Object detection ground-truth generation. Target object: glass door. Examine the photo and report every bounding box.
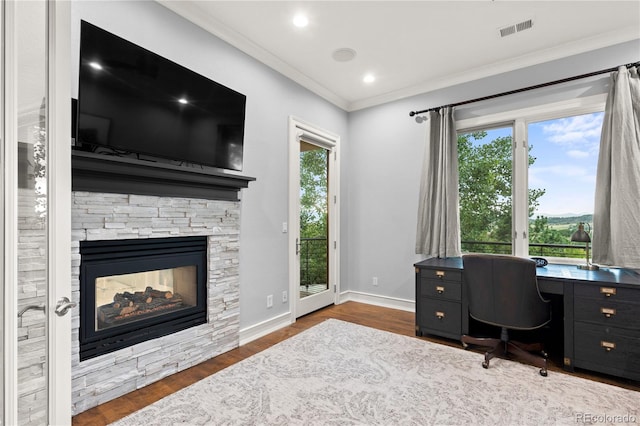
[3,1,72,424]
[15,2,50,424]
[288,117,339,319]
[298,141,330,303]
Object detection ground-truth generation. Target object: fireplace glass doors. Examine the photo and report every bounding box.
[79,236,207,360]
[95,265,197,331]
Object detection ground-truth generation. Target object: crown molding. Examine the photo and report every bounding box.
[156,0,350,111]
[157,1,638,113]
[348,26,640,112]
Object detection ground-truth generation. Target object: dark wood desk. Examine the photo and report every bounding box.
[414,257,640,381]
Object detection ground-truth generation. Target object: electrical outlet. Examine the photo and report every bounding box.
[282,290,288,303]
[267,294,273,308]
[372,277,378,286]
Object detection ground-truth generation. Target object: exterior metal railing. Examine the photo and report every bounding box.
[461,240,586,258]
[300,237,328,287]
[299,238,586,286]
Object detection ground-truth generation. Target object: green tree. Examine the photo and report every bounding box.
[299,148,328,285]
[529,215,567,244]
[300,148,328,238]
[458,132,545,250]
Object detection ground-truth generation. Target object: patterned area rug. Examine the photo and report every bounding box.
[112,319,639,425]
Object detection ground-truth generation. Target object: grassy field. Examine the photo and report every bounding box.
[548,222,574,231]
[544,214,593,226]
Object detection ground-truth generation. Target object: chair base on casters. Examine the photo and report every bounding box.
[461,328,548,377]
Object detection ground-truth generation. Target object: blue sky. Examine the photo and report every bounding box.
[484,112,603,217]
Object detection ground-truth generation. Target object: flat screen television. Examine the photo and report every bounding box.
[76,21,246,171]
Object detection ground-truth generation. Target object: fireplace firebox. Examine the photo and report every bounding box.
[79,236,207,360]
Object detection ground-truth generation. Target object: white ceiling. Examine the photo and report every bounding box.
[158,1,640,112]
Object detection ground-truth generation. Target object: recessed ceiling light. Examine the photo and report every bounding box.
[178,98,188,104]
[293,14,309,28]
[332,48,357,62]
[89,61,102,70]
[363,74,375,84]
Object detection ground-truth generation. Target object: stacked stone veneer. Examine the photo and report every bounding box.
[18,189,48,426]
[71,191,241,414]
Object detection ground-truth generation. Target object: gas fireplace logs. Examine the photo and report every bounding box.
[98,286,184,326]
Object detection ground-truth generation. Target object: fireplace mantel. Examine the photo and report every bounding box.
[72,150,255,201]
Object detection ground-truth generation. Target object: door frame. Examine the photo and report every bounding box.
[2,1,19,421]
[287,116,340,321]
[2,1,71,424]
[48,1,72,423]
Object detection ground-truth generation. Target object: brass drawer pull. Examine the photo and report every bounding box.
[436,286,445,294]
[600,341,616,351]
[436,270,445,279]
[600,307,616,318]
[435,311,445,320]
[600,287,616,297]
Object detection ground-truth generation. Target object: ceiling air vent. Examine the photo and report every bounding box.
[500,25,516,37]
[499,19,534,38]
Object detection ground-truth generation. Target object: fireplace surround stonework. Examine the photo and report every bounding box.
[71,191,242,414]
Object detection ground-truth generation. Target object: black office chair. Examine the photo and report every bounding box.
[461,254,551,376]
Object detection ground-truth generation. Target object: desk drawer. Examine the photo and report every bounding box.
[574,297,640,330]
[574,284,640,303]
[574,322,640,377]
[420,278,462,301]
[420,268,462,283]
[418,299,461,338]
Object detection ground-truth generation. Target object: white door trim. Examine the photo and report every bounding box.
[3,1,20,423]
[48,1,72,424]
[2,1,71,424]
[288,116,340,321]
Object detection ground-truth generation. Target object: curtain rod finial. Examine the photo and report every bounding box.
[409,111,416,117]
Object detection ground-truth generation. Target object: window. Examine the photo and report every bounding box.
[528,112,603,259]
[458,126,514,255]
[457,95,605,262]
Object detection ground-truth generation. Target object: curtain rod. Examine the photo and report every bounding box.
[408,61,640,117]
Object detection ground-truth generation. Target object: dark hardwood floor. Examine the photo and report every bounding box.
[72,301,639,425]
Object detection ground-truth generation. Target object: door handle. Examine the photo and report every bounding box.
[18,304,45,317]
[296,238,301,255]
[54,297,77,317]
[17,304,46,327]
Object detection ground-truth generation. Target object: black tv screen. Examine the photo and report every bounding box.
[76,21,246,171]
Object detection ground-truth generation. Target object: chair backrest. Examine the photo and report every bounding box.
[462,254,550,330]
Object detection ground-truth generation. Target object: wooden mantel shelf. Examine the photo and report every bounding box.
[72,151,255,202]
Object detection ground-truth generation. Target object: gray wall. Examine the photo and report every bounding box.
[70,1,349,330]
[70,0,639,331]
[345,39,640,303]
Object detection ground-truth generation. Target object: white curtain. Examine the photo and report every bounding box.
[592,65,640,268]
[415,107,461,258]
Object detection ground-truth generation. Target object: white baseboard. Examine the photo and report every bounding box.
[239,292,415,346]
[339,290,415,312]
[239,311,293,346]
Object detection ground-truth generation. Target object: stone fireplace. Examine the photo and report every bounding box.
[78,236,208,361]
[70,151,254,414]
